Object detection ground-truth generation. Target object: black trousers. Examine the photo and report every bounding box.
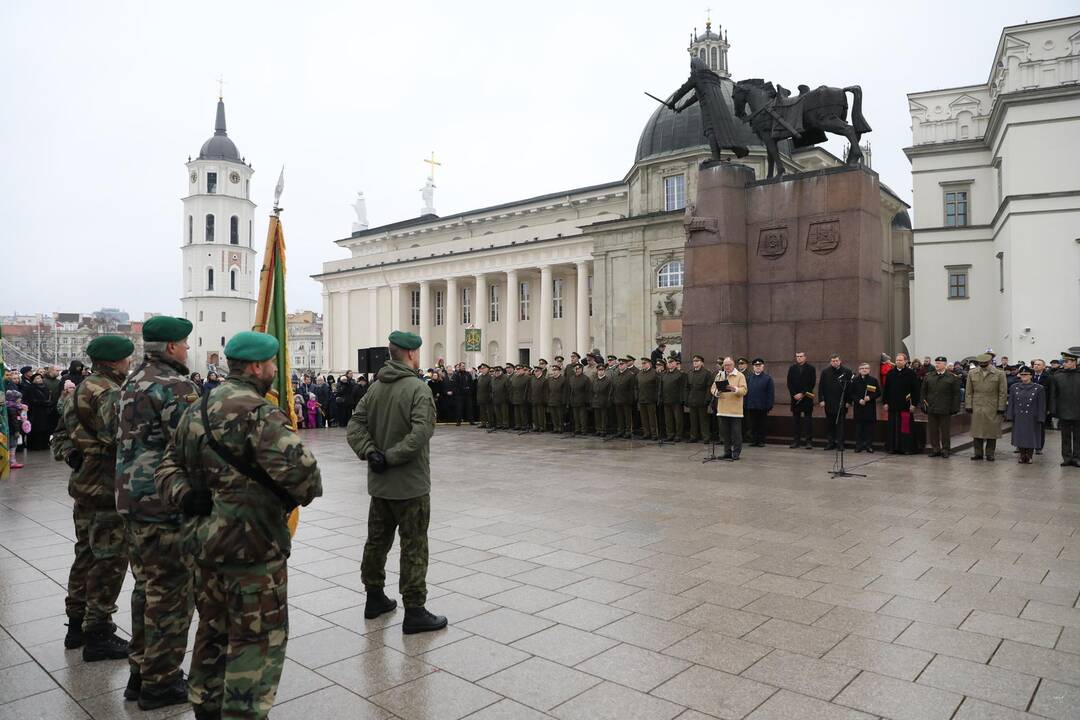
[825,406,847,447]
[1060,419,1079,462]
[453,395,474,424]
[746,409,768,444]
[855,419,874,449]
[792,407,813,446]
[886,409,915,453]
[719,416,742,457]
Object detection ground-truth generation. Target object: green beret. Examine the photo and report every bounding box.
[86,335,134,361]
[143,316,193,342]
[224,331,280,362]
[388,330,422,350]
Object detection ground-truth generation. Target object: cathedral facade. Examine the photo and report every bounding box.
[316,24,913,372]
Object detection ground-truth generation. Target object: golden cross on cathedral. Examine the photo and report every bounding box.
[705,7,712,31]
[424,151,442,182]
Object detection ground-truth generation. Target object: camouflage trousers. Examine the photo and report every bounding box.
[66,502,128,630]
[361,495,430,608]
[126,519,194,688]
[189,560,288,720]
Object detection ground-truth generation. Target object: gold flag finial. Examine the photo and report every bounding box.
[424,150,442,183]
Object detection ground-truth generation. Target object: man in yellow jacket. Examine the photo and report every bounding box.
[711,356,748,460]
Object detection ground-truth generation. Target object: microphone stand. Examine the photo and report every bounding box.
[829,372,865,478]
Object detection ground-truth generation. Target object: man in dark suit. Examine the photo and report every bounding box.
[818,354,853,451]
[786,351,816,449]
[883,353,920,454]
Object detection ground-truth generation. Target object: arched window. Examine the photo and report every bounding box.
[230,268,237,291]
[206,268,214,291]
[230,216,239,245]
[657,260,684,288]
[205,214,215,242]
[248,220,252,247]
[188,215,193,244]
[711,46,719,70]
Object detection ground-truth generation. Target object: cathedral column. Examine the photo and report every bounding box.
[505,269,519,366]
[446,277,459,364]
[366,287,379,348]
[419,280,432,369]
[474,273,487,366]
[538,265,553,362]
[390,284,402,332]
[575,260,590,355]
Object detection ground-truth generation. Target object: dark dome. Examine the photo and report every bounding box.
[891,209,912,229]
[197,99,241,162]
[635,77,761,163]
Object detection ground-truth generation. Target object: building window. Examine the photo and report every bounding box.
[462,287,471,325]
[657,260,684,288]
[587,275,593,317]
[220,336,225,347]
[206,268,214,291]
[221,311,226,322]
[519,281,530,321]
[435,290,444,326]
[310,341,315,350]
[207,172,217,194]
[230,269,237,291]
[188,215,193,244]
[198,337,202,347]
[410,289,420,326]
[996,251,1004,293]
[249,220,253,247]
[664,174,686,211]
[944,189,968,227]
[205,214,215,242]
[230,216,239,245]
[199,310,204,321]
[245,179,250,199]
[553,278,564,319]
[489,285,500,323]
[946,267,969,299]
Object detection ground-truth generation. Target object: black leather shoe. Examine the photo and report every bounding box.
[928,451,941,457]
[986,455,995,462]
[138,675,188,710]
[402,607,448,635]
[364,587,398,619]
[64,616,85,649]
[124,670,141,701]
[971,455,983,461]
[867,447,875,453]
[193,705,221,720]
[82,625,129,662]
[789,442,800,449]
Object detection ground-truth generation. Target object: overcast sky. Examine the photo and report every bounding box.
[2,0,1074,318]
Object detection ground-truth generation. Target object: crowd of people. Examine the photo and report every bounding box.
[4,360,90,467]
[409,342,1078,466]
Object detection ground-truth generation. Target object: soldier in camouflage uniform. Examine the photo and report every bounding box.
[348,331,447,634]
[115,316,199,709]
[51,335,133,661]
[156,331,322,720]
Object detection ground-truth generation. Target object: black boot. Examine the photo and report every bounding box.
[193,705,221,720]
[123,669,141,701]
[82,624,129,662]
[138,674,188,710]
[364,587,398,619]
[64,615,85,649]
[402,607,447,635]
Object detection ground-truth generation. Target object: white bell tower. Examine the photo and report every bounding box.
[688,14,730,78]
[181,95,258,375]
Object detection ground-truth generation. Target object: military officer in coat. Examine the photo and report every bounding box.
[920,356,962,458]
[1006,367,1046,464]
[685,355,714,443]
[1050,351,1080,467]
[965,353,1008,461]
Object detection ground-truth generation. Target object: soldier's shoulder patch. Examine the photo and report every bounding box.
[184,393,199,403]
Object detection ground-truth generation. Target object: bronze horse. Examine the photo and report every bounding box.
[731,78,871,179]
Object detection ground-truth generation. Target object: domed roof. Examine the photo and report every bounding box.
[635,77,761,163]
[197,99,241,162]
[891,209,912,229]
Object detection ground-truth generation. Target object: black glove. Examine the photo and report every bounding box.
[367,450,388,474]
[181,489,213,517]
[65,450,83,471]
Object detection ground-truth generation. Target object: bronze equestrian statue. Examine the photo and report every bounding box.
[732,78,871,179]
[664,57,750,161]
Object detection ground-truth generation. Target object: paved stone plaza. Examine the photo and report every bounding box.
[1,427,1079,720]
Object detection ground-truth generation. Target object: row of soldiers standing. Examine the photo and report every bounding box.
[474,353,719,442]
[51,317,322,720]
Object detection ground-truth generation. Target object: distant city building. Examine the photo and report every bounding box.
[287,311,324,374]
[905,15,1080,361]
[1,312,147,368]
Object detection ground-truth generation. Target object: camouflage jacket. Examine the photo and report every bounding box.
[51,366,126,508]
[155,373,322,566]
[115,353,200,523]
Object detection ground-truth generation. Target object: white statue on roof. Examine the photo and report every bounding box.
[351,191,369,232]
[420,178,436,216]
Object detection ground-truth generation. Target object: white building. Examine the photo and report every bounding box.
[181,97,258,375]
[906,15,1080,362]
[316,20,912,372]
[287,311,324,375]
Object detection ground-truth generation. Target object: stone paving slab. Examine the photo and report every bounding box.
[1,426,1079,719]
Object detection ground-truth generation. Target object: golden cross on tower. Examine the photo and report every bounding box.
[424,151,441,182]
[705,8,712,32]
[217,73,226,100]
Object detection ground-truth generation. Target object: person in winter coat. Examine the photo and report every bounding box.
[818,355,854,451]
[850,364,880,452]
[23,373,53,451]
[711,357,748,460]
[965,353,1008,461]
[883,353,920,455]
[743,359,774,447]
[786,352,816,449]
[1049,351,1080,467]
[1007,367,1046,464]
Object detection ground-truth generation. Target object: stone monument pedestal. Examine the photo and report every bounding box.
[683,163,884,397]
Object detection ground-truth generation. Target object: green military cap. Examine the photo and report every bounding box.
[625,355,636,361]
[975,353,992,363]
[142,315,193,342]
[606,354,617,361]
[388,330,422,350]
[86,335,134,361]
[224,331,280,362]
[736,356,749,364]
[478,362,489,369]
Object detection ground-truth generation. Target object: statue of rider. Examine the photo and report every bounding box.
[668,57,749,161]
